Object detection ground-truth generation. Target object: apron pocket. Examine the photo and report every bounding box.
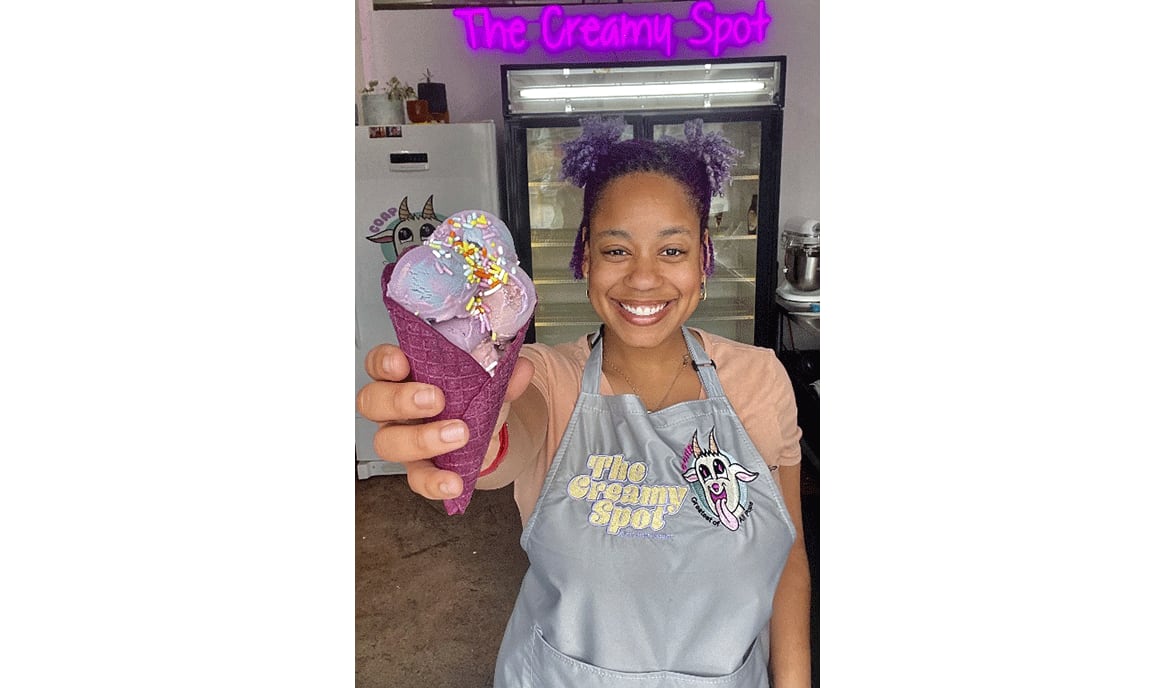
[527,626,768,688]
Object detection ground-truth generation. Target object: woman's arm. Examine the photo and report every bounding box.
[769,462,812,688]
[475,372,548,490]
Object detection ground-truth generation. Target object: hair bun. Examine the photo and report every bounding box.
[559,115,627,188]
[682,119,740,198]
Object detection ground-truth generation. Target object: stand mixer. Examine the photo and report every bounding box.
[776,217,820,313]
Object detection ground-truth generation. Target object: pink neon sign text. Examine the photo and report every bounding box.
[452,0,771,58]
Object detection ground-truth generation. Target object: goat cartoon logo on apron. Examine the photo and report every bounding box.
[681,429,758,531]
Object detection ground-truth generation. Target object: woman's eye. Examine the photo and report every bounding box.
[663,248,686,257]
[604,248,628,257]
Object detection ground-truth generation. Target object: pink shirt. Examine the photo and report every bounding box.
[514,329,802,525]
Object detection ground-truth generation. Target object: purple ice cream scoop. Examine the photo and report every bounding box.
[432,316,486,353]
[480,274,537,342]
[440,209,517,263]
[385,245,476,322]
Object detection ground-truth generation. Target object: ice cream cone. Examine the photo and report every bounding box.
[382,263,529,515]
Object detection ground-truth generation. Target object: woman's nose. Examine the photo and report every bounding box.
[626,254,661,289]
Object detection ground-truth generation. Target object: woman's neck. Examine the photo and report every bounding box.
[599,327,689,370]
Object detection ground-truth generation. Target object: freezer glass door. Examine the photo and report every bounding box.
[527,123,634,346]
[653,120,762,344]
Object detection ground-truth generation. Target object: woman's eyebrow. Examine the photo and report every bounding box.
[596,227,690,239]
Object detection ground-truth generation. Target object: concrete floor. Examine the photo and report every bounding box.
[355,475,528,688]
[356,467,819,687]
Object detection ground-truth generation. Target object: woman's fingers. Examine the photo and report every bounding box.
[356,380,445,423]
[404,460,465,500]
[372,418,469,463]
[364,343,411,382]
[360,342,470,501]
[376,419,470,500]
[358,343,446,423]
[360,342,523,501]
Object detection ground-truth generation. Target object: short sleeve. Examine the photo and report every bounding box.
[715,340,802,470]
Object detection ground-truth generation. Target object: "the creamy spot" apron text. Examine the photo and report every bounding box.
[566,454,689,535]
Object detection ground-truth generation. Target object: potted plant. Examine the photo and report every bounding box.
[360,77,415,126]
[416,68,448,122]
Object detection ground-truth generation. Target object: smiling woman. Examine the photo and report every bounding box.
[356,115,811,686]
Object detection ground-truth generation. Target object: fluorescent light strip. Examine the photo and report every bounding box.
[519,80,765,100]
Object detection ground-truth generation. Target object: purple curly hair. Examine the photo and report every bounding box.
[561,116,740,279]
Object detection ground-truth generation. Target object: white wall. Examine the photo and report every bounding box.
[356,0,818,235]
[355,6,365,124]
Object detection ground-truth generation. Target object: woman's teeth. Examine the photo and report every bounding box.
[621,302,668,316]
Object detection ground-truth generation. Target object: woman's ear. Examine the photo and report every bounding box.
[700,227,712,273]
[579,225,591,279]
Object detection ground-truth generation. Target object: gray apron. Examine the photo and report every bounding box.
[494,328,796,687]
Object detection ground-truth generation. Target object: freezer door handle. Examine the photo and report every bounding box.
[387,152,429,171]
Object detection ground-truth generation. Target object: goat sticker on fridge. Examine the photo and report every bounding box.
[365,195,447,264]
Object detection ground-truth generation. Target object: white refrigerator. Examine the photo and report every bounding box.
[355,122,501,479]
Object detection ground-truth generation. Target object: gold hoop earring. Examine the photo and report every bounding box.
[700,281,708,301]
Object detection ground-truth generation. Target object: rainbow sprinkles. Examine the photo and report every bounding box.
[385,209,536,375]
[427,213,515,333]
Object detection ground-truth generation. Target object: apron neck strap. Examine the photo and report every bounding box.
[585,327,724,399]
[584,328,605,392]
[683,328,724,398]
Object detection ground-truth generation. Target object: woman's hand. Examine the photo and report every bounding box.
[356,343,534,501]
[357,344,468,500]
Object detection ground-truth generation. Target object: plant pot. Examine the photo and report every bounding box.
[417,82,448,118]
[406,99,431,123]
[361,94,406,125]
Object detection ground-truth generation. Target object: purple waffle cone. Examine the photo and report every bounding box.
[381,263,530,515]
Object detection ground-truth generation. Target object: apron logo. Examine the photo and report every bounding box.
[681,429,757,531]
[566,454,689,536]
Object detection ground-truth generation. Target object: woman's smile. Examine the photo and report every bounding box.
[614,299,674,324]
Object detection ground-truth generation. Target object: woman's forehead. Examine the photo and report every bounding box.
[599,170,691,197]
[594,172,699,218]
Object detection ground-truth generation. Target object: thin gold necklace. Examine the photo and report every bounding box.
[604,349,691,412]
